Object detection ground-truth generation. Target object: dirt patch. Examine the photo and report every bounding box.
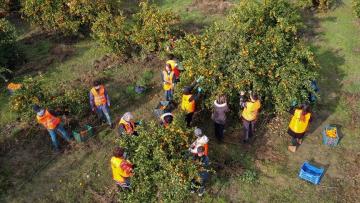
[342,92,360,126]
[187,0,233,15]
[50,44,75,62]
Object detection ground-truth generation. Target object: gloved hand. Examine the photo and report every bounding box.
[196,76,204,83]
[240,91,246,96]
[197,87,203,93]
[138,120,143,125]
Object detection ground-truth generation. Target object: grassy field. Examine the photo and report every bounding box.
[1,0,359,202]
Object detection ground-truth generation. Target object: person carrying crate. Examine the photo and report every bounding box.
[111,147,133,190]
[89,81,112,128]
[33,105,72,152]
[287,104,312,152]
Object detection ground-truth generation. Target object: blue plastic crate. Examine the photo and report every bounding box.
[299,162,325,185]
[322,125,339,147]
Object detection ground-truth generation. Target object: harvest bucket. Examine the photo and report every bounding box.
[72,125,93,142]
[322,125,339,147]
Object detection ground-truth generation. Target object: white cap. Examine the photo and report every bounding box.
[122,112,134,122]
[194,128,202,137]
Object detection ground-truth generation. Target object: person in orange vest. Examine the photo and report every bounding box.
[89,81,112,127]
[118,112,140,136]
[160,112,173,128]
[33,105,71,151]
[181,77,203,128]
[189,128,209,156]
[287,104,312,152]
[162,64,175,101]
[7,82,22,94]
[239,91,261,143]
[111,146,133,189]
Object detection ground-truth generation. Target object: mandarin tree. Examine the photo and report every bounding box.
[174,0,318,113]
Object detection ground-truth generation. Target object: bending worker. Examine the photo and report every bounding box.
[189,128,209,156]
[111,146,133,189]
[181,77,204,127]
[287,104,312,152]
[33,105,71,151]
[118,112,140,136]
[239,91,261,143]
[90,81,112,127]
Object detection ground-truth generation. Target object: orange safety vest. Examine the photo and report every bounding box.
[91,85,107,106]
[289,109,311,134]
[111,156,132,184]
[162,71,174,91]
[166,60,177,70]
[181,94,195,113]
[119,118,135,134]
[242,100,261,121]
[37,110,61,130]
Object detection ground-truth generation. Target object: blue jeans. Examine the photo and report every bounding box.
[164,90,173,101]
[48,124,71,150]
[96,105,112,125]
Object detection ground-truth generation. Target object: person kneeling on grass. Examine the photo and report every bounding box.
[189,128,209,156]
[118,112,141,136]
[33,105,72,152]
[287,104,312,153]
[191,146,209,197]
[111,147,133,190]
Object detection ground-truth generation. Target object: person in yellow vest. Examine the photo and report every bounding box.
[111,146,133,189]
[89,81,112,127]
[166,54,181,83]
[162,64,175,101]
[181,78,203,127]
[33,105,71,151]
[118,112,140,136]
[287,104,312,152]
[239,91,261,143]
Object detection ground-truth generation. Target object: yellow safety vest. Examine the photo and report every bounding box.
[289,109,311,134]
[242,100,261,121]
[162,71,174,91]
[166,60,177,71]
[181,94,195,113]
[111,156,132,183]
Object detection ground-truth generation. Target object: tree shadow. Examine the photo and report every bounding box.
[300,10,346,134]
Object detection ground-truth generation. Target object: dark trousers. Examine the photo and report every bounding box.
[185,112,194,127]
[214,122,225,141]
[242,119,256,141]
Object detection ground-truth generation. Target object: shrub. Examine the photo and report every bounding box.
[297,0,334,11]
[21,0,109,35]
[10,76,88,122]
[92,2,179,57]
[118,117,200,202]
[91,11,134,56]
[0,18,23,73]
[353,0,360,18]
[131,1,179,55]
[174,0,318,113]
